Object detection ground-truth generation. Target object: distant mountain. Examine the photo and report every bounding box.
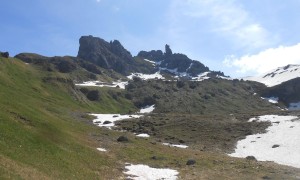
[245,65,300,110]
[77,35,227,80]
[244,64,300,87]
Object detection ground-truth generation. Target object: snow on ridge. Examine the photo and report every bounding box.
[230,115,300,168]
[244,64,300,87]
[124,163,179,180]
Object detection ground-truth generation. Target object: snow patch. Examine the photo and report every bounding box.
[261,97,279,104]
[191,72,210,81]
[162,143,188,149]
[75,80,128,89]
[136,133,150,138]
[127,72,165,80]
[124,164,179,180]
[144,59,156,65]
[90,114,142,129]
[139,105,155,114]
[97,148,107,152]
[229,115,300,168]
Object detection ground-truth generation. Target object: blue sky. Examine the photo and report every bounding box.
[1,0,300,77]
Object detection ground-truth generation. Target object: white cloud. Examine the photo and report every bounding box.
[224,43,300,75]
[96,0,101,3]
[168,0,274,51]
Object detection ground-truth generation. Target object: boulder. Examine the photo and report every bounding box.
[246,156,257,161]
[186,159,196,166]
[117,136,129,142]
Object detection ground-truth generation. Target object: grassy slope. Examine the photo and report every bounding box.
[0,57,299,179]
[0,57,134,179]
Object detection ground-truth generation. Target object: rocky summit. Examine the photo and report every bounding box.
[77,35,154,75]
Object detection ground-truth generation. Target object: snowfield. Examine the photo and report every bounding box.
[229,115,300,168]
[124,164,179,180]
[244,64,300,87]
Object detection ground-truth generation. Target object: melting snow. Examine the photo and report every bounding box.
[97,148,107,152]
[162,143,188,149]
[139,105,155,113]
[261,97,279,104]
[124,164,179,180]
[244,64,300,87]
[90,114,142,129]
[229,115,300,168]
[191,72,210,81]
[136,133,150,138]
[127,72,165,80]
[75,80,128,89]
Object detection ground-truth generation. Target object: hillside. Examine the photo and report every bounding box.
[1,36,300,179]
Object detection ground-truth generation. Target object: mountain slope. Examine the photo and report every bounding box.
[244,64,300,87]
[0,57,137,179]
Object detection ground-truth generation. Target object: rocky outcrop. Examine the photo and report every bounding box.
[260,77,300,105]
[137,44,225,77]
[77,35,154,75]
[0,51,9,58]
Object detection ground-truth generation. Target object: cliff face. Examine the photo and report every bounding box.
[77,35,154,75]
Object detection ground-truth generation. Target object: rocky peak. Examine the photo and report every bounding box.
[165,44,172,57]
[77,35,155,75]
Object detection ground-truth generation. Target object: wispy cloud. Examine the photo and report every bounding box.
[223,43,300,75]
[167,0,275,52]
[96,0,101,3]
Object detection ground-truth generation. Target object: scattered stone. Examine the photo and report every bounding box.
[262,176,272,179]
[113,115,119,118]
[103,121,112,124]
[186,159,196,166]
[246,156,257,161]
[272,144,280,148]
[179,140,185,143]
[117,136,129,142]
